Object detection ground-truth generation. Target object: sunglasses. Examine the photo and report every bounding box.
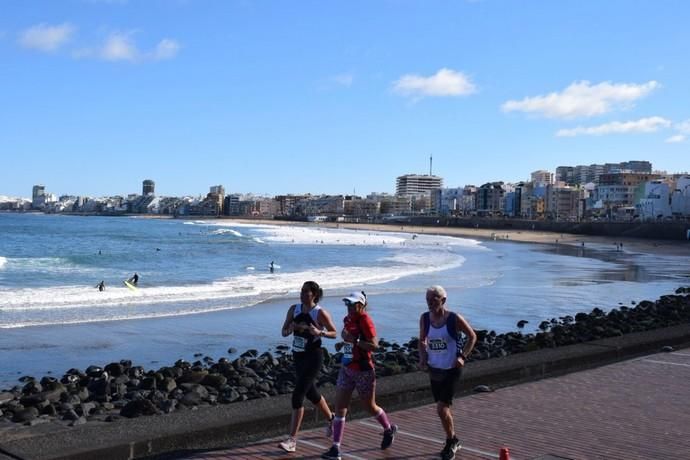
[344,291,367,307]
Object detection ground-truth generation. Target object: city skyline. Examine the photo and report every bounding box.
[2,1,690,198]
[1,159,671,202]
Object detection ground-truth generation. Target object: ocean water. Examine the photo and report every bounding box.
[0,213,688,388]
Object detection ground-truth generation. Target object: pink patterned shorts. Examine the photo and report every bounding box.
[337,366,376,397]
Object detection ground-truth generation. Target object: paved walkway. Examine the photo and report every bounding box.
[183,349,690,460]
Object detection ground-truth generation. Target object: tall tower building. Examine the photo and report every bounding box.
[208,185,225,215]
[32,185,45,200]
[556,166,575,184]
[210,185,225,197]
[530,170,553,186]
[142,180,155,196]
[395,174,443,197]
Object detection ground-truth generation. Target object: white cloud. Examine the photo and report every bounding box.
[393,68,477,99]
[73,33,179,62]
[665,134,686,143]
[556,116,671,137]
[674,119,690,134]
[502,80,660,119]
[152,38,180,60]
[101,33,138,61]
[331,73,354,87]
[19,23,75,52]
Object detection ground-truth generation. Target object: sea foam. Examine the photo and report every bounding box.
[0,220,480,328]
[0,247,465,328]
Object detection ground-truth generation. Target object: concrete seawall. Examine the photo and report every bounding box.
[403,217,690,240]
[2,324,690,460]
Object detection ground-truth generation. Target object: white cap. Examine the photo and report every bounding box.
[342,291,367,305]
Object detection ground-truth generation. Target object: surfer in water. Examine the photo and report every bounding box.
[128,273,139,286]
[96,281,105,291]
[270,261,275,273]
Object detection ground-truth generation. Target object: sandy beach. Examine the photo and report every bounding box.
[228,218,690,257]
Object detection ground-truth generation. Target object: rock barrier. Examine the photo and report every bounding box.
[1,287,689,427]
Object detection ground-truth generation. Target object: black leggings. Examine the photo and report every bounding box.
[292,349,323,409]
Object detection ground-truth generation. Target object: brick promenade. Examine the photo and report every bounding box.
[183,349,690,460]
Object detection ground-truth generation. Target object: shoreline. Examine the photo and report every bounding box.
[2,215,689,449]
[227,218,690,257]
[1,287,688,428]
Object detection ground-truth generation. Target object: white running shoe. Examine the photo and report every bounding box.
[279,436,297,453]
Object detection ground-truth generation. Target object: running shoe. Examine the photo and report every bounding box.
[381,424,398,449]
[325,414,334,438]
[278,436,297,453]
[440,436,461,460]
[321,445,342,460]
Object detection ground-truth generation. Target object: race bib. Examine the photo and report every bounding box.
[428,338,448,352]
[342,343,353,365]
[293,336,306,352]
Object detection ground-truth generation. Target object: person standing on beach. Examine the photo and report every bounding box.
[321,291,397,460]
[278,281,337,453]
[419,285,477,460]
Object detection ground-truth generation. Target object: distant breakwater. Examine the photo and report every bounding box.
[1,287,689,427]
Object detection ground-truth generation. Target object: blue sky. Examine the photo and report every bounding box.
[1,0,689,198]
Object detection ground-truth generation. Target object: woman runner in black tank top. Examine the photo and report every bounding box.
[278,281,337,454]
[292,304,323,353]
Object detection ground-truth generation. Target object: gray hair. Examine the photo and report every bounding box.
[427,285,447,299]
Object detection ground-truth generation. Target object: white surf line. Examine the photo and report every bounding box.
[669,352,690,357]
[299,439,369,460]
[641,359,690,369]
[357,420,501,459]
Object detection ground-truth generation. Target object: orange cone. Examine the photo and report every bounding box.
[499,447,510,460]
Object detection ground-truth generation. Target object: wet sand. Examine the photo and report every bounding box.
[228,218,690,257]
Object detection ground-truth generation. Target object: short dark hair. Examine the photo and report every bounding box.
[302,281,323,303]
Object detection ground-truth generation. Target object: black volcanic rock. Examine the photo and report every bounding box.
[0,288,689,427]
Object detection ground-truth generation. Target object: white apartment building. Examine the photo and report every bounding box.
[671,176,690,217]
[433,187,464,215]
[530,170,553,186]
[636,180,672,220]
[546,184,582,221]
[395,174,443,196]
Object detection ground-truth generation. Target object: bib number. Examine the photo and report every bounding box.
[429,338,448,352]
[342,343,353,365]
[293,336,306,352]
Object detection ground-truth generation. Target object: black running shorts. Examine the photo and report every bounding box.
[429,367,461,405]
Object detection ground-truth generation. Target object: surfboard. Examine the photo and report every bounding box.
[123,280,138,291]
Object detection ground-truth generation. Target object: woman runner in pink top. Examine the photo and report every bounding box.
[321,291,397,460]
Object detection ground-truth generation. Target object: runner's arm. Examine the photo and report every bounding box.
[313,309,338,339]
[281,305,296,337]
[456,313,477,361]
[355,316,378,351]
[418,314,428,370]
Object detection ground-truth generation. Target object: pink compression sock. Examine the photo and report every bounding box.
[333,415,346,444]
[374,408,391,430]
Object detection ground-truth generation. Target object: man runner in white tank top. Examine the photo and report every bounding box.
[419,285,477,460]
